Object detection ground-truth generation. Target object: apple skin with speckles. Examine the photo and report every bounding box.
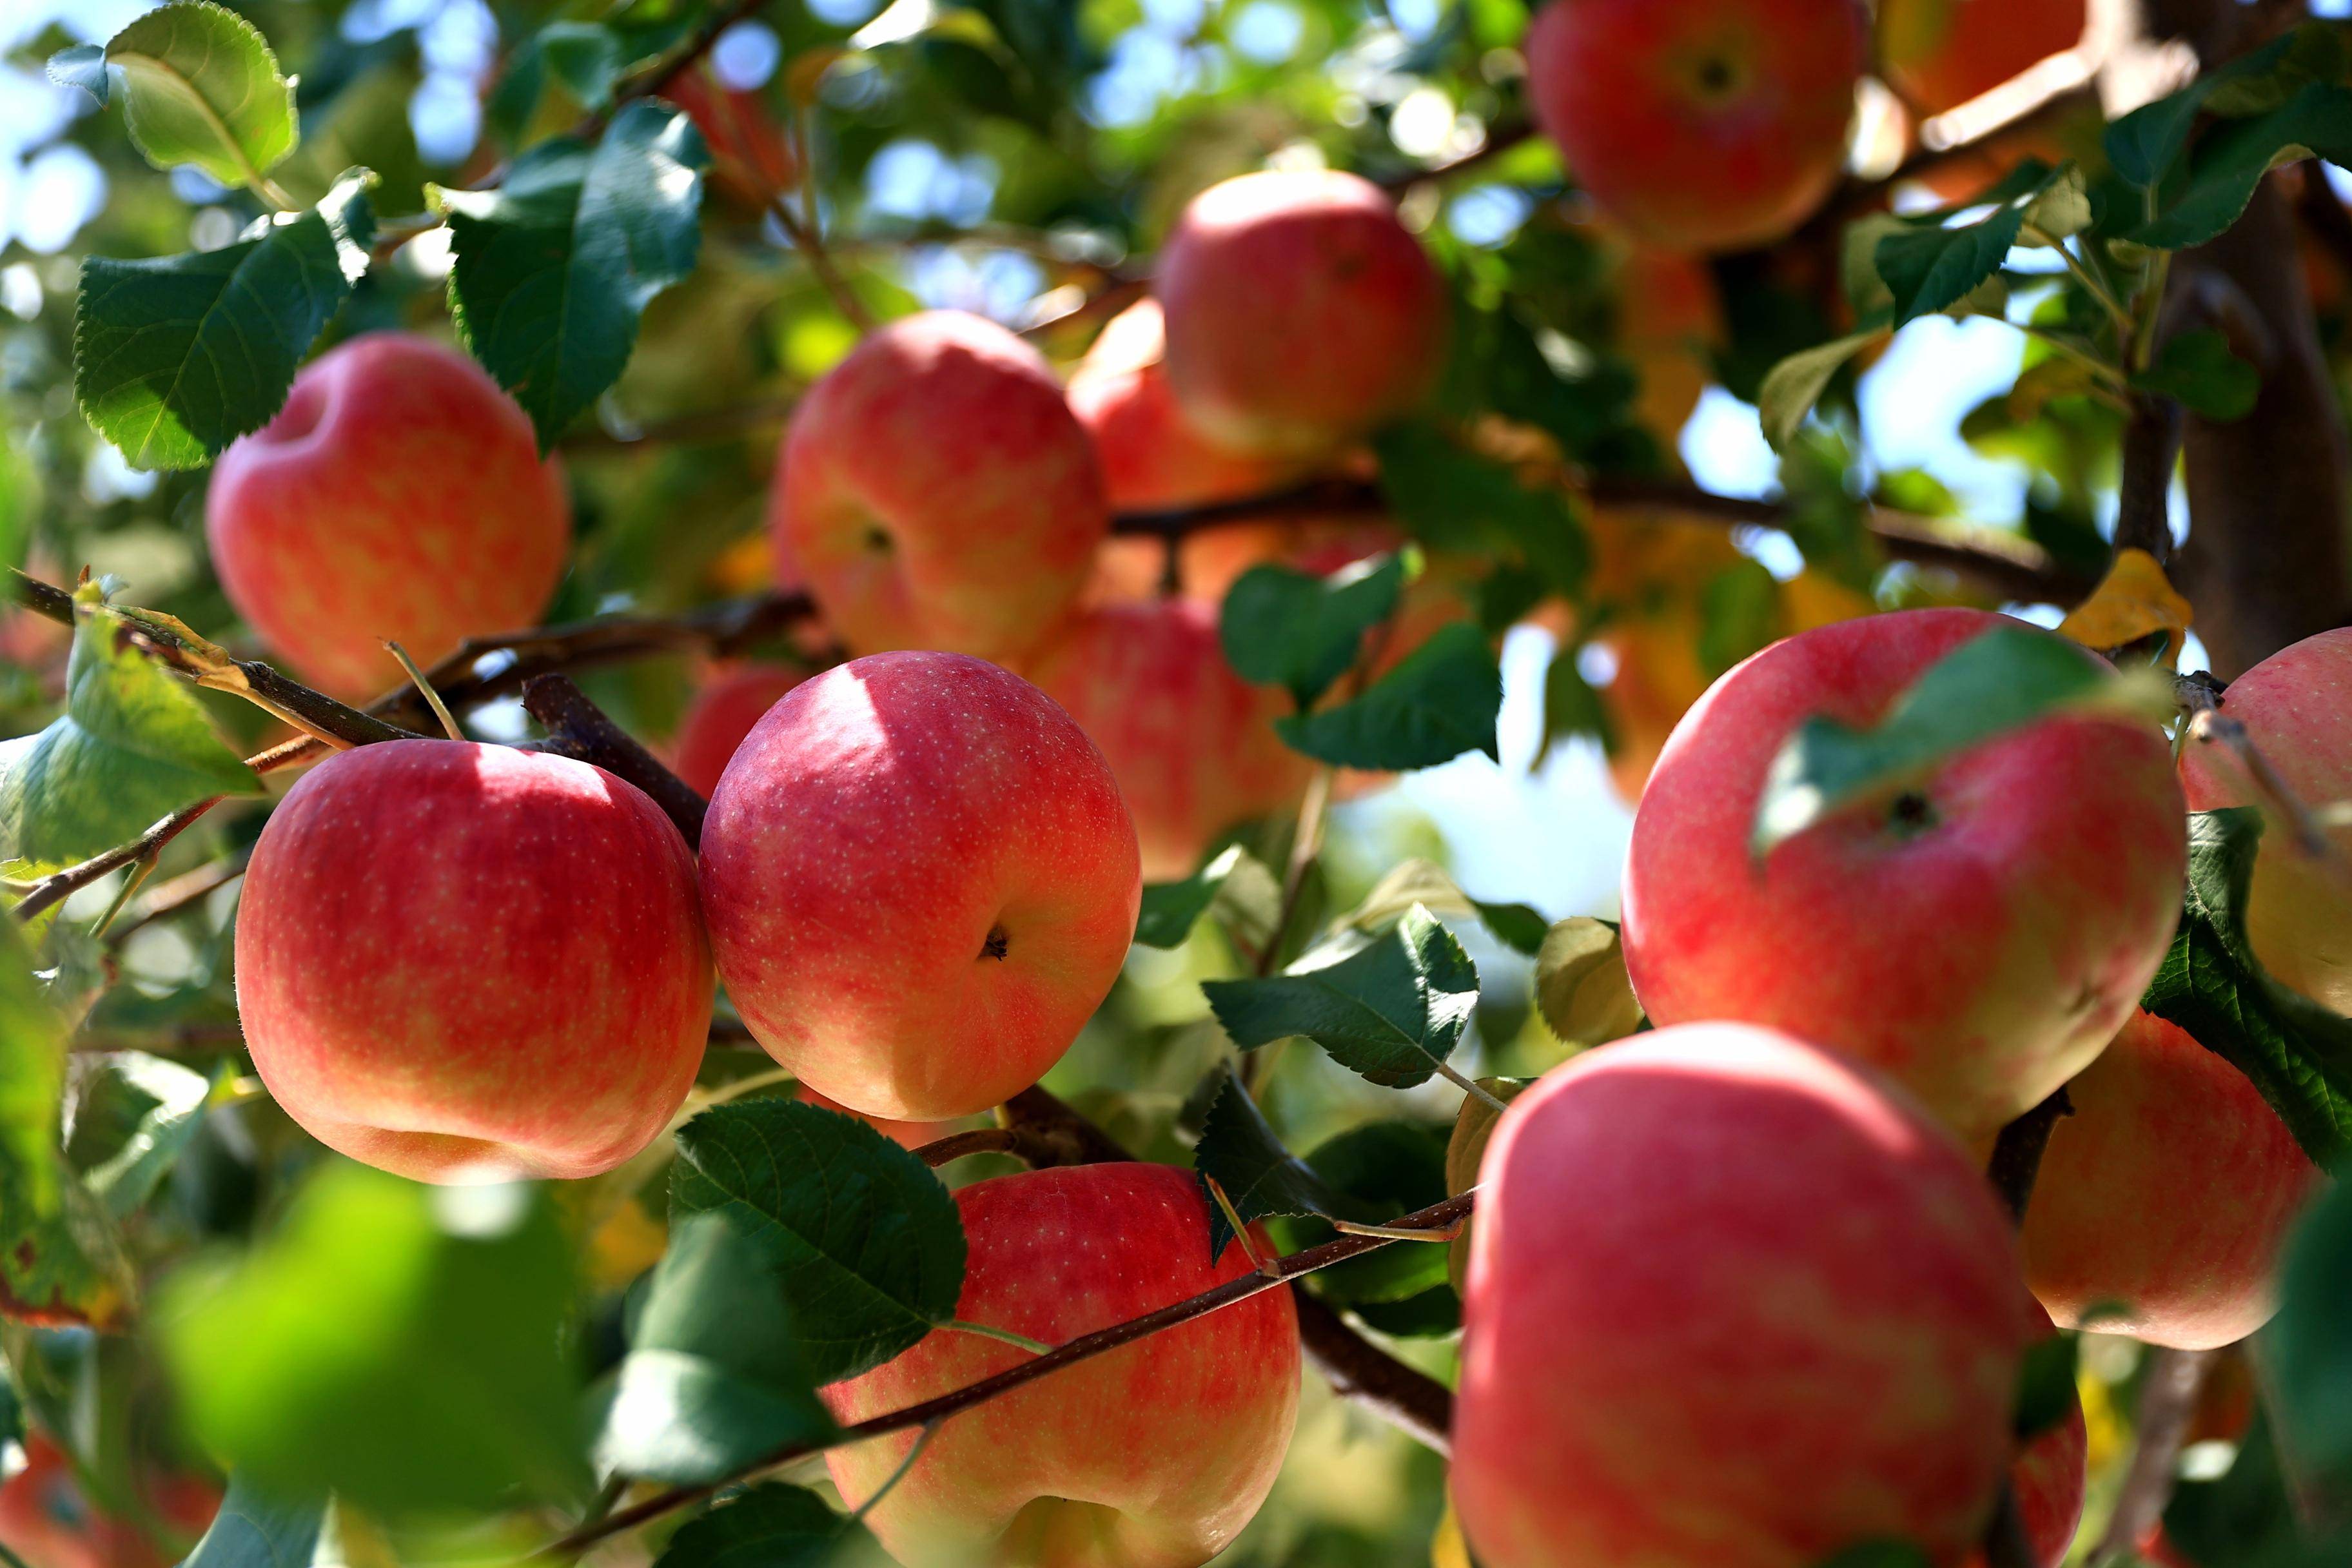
[206,333,571,699]
[1158,170,1448,459]
[825,1162,1299,1568]
[1454,1024,2039,1568]
[698,651,1141,1122]
[2178,627,2352,1014]
[235,740,712,1182]
[1023,596,1309,882]
[1622,607,2188,1142]
[2021,1010,2320,1350]
[770,311,1108,663]
[1524,0,1867,253]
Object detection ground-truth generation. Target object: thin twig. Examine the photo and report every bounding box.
[2093,1348,2219,1563]
[590,0,774,137]
[520,675,709,848]
[527,1190,1476,1560]
[1375,121,1536,193]
[769,197,876,334]
[15,801,224,925]
[2117,397,2186,564]
[909,1127,1031,1168]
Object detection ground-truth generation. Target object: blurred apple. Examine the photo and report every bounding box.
[672,663,805,799]
[1879,0,2086,115]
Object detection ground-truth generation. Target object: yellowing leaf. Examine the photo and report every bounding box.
[2057,547,2193,664]
[1432,1497,1473,1568]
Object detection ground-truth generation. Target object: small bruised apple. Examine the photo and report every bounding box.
[237,741,713,1182]
[1879,0,2087,116]
[1159,170,1448,458]
[1024,596,1311,881]
[1622,609,2187,1141]
[671,663,805,799]
[2021,1010,2320,1350]
[1454,1024,2037,1568]
[770,311,1108,662]
[2177,627,2352,1014]
[206,334,570,698]
[1525,0,1867,253]
[698,651,1140,1121]
[826,1163,1299,1568]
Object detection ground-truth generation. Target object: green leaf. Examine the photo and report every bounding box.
[177,1475,330,1568]
[2132,83,2352,250]
[159,1165,589,1516]
[2014,1331,2078,1440]
[1750,625,2171,856]
[669,1098,965,1385]
[2142,809,2352,1168]
[103,1,298,190]
[1759,327,1887,451]
[594,1210,835,1485]
[46,44,109,106]
[1271,1120,1453,1311]
[1134,843,1282,950]
[1333,858,1545,957]
[75,170,376,470]
[2269,1179,2352,1496]
[433,103,710,449]
[1204,905,1480,1092]
[0,585,260,874]
[2133,329,2260,421]
[1876,163,2063,327]
[488,22,625,146]
[1373,423,1589,598]
[63,1050,214,1218]
[654,1483,871,1568]
[1275,622,1503,770]
[1698,557,1781,679]
[1219,555,1404,712]
[1192,1066,1375,1262]
[2106,30,2308,188]
[1534,916,1644,1045]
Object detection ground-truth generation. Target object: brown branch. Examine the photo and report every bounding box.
[14,801,224,926]
[520,675,709,848]
[1293,1293,1453,1455]
[1377,121,1536,194]
[768,198,877,334]
[995,1086,1144,1169]
[2117,397,2185,564]
[910,1128,1032,1168]
[531,1190,1477,1560]
[104,854,248,948]
[2093,1347,2219,1561]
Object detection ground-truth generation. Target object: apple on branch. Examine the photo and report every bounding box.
[698,650,1141,1122]
[206,334,572,700]
[235,740,713,1182]
[1621,607,2188,1141]
[825,1162,1299,1568]
[1453,1023,2039,1568]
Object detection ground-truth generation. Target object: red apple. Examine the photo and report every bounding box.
[1879,0,2086,116]
[237,740,712,1181]
[2021,1010,2320,1350]
[1066,299,1296,512]
[826,1162,1298,1568]
[2177,627,2352,1015]
[1622,608,2187,1141]
[794,1084,957,1152]
[206,334,570,698]
[0,1435,220,1568]
[672,663,805,799]
[769,311,1108,662]
[1600,230,1723,445]
[1023,597,1311,882]
[1455,1023,2037,1568]
[1158,170,1448,458]
[1987,1309,2088,1568]
[1524,0,1867,253]
[698,651,1141,1121]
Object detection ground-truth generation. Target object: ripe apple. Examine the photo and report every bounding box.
[672,663,805,799]
[1454,1023,2037,1568]
[2176,627,2352,1014]
[237,740,712,1182]
[1621,607,2187,1141]
[1524,0,1867,253]
[1879,0,2087,116]
[826,1162,1298,1568]
[770,311,1108,662]
[660,63,796,209]
[1594,230,1723,446]
[1967,1307,2087,1568]
[2021,1010,2320,1350]
[1086,521,1294,607]
[1158,170,1448,458]
[1067,299,1297,512]
[1023,597,1312,881]
[698,651,1141,1121]
[794,1084,957,1151]
[206,333,571,698]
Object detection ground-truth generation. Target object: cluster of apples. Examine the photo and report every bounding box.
[1454,607,2334,1568]
[1526,0,2089,254]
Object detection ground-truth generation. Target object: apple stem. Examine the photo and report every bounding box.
[382,640,466,741]
[942,1319,1055,1358]
[1433,1059,1513,1117]
[1329,1216,1467,1244]
[520,676,710,848]
[1201,1175,1276,1277]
